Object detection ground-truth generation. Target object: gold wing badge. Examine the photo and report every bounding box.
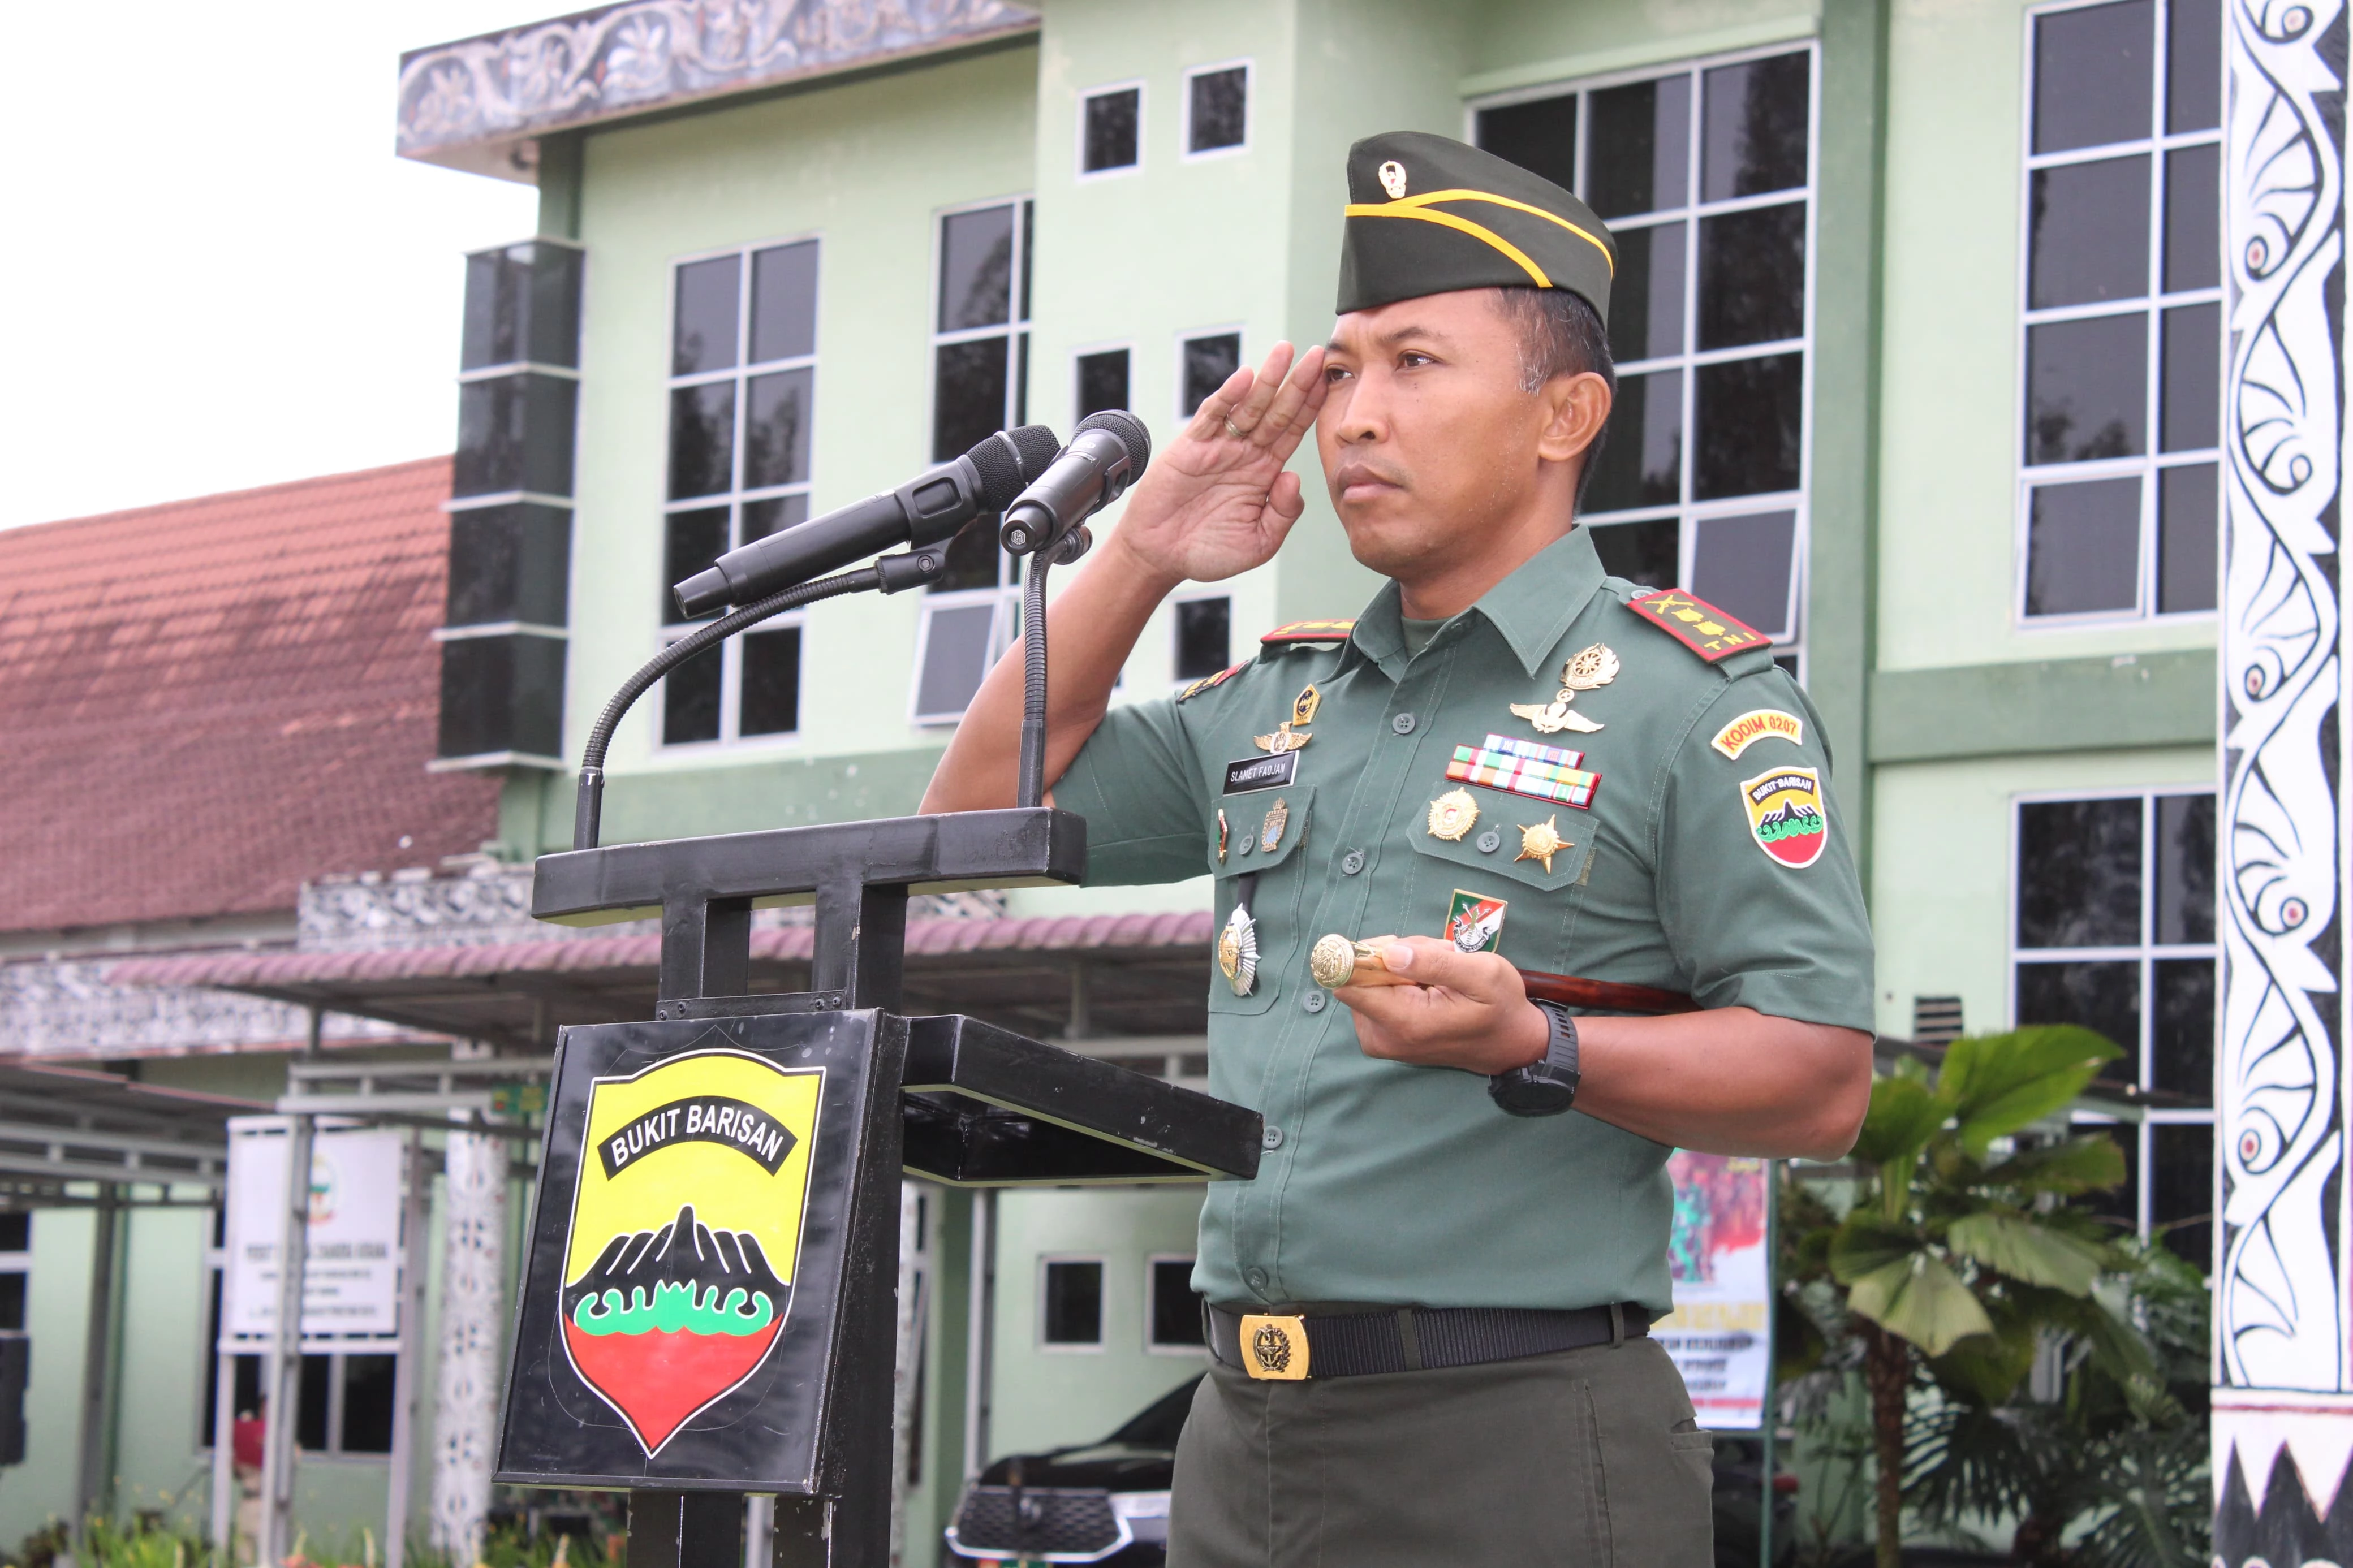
[1255,683,1322,755]
[1509,644,1620,735]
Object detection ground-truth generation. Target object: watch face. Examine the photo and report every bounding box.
[1493,1069,1577,1117]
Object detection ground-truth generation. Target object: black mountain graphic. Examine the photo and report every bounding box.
[563,1203,789,1324]
[1756,800,1822,830]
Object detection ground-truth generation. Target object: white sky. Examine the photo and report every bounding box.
[0,2,555,530]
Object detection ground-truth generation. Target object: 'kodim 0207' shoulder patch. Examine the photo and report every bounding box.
[1710,709,1804,759]
[1628,590,1767,662]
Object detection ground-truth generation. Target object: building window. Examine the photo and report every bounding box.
[915,201,1036,725]
[1474,48,1817,673]
[1148,1256,1205,1351]
[2012,789,2216,1264]
[296,1353,398,1456]
[660,237,819,746]
[2018,0,2221,621]
[1180,330,1242,418]
[1082,85,1143,175]
[1186,63,1251,156]
[1077,347,1132,418]
[1174,595,1231,682]
[1040,1257,1105,1347]
[0,1213,25,1333]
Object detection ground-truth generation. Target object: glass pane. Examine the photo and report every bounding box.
[1084,87,1141,172]
[2016,960,2143,1069]
[2167,0,2222,132]
[933,337,1010,463]
[2151,1122,2212,1264]
[297,1355,333,1451]
[1701,52,1811,201]
[2158,462,2218,612]
[1175,595,1232,680]
[1189,67,1249,153]
[749,241,818,365]
[0,1214,24,1250]
[1694,352,1804,499]
[2154,793,2216,943]
[1588,518,1679,588]
[1042,1260,1105,1344]
[2075,1119,2141,1227]
[340,1355,396,1454]
[1020,200,1035,323]
[664,507,731,621]
[2161,303,2220,451]
[2027,477,2141,615]
[2163,144,2220,291]
[2152,958,2215,1097]
[1016,330,1031,423]
[460,246,527,371]
[454,373,578,500]
[1697,201,1806,349]
[1584,369,1682,512]
[2018,797,2144,947]
[744,368,813,491]
[2027,313,2148,463]
[935,516,1006,592]
[1588,75,1692,217]
[915,600,1001,719]
[2029,157,2152,308]
[1606,222,1686,362]
[1077,348,1131,416]
[1183,332,1242,416]
[1475,92,1578,193]
[1691,509,1799,637]
[663,639,723,744]
[0,1273,22,1332]
[1150,1258,1205,1347]
[939,206,1015,332]
[741,626,802,736]
[2035,0,2156,153]
[667,383,735,501]
[673,254,741,376]
[743,493,809,544]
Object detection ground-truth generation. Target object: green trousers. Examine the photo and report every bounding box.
[1167,1335,1715,1566]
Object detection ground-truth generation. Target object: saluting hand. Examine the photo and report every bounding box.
[1109,342,1330,586]
[1334,938,1552,1076]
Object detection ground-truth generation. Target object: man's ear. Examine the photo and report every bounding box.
[1536,371,1612,466]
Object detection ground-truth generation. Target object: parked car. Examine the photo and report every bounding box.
[946,1377,1798,1566]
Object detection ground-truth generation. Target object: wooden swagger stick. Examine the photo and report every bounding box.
[1308,934,1700,1016]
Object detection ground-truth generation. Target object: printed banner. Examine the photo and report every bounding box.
[1658,1152,1773,1431]
[223,1121,407,1345]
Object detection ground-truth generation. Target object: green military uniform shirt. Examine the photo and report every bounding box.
[1053,527,1875,1316]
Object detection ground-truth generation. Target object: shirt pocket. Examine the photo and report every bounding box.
[1405,783,1595,969]
[1206,785,1316,1017]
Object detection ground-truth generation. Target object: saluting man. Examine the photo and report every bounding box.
[924,131,1874,1566]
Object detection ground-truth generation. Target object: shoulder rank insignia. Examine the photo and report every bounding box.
[1260,619,1355,647]
[1178,661,1248,702]
[1628,590,1768,662]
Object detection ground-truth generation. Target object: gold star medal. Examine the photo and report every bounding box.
[1509,643,1621,735]
[1217,902,1259,996]
[1515,816,1569,874]
[1426,787,1479,842]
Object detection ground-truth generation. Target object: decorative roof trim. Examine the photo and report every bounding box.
[398,0,1041,181]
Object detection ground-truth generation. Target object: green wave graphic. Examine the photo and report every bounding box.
[570,1279,777,1337]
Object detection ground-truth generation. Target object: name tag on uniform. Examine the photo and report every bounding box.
[1223,753,1297,794]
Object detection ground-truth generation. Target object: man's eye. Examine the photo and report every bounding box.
[1324,365,1353,383]
[1399,351,1434,368]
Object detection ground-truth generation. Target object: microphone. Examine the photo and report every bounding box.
[998,411,1152,555]
[674,425,1061,617]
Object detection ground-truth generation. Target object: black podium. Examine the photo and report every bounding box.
[495,806,1261,1567]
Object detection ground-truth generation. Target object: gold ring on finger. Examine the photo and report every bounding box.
[1225,418,1249,439]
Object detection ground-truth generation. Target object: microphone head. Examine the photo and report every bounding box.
[967,424,1063,510]
[1075,409,1152,473]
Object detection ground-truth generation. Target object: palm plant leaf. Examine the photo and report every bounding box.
[1848,1253,1996,1356]
[1947,1213,2110,1295]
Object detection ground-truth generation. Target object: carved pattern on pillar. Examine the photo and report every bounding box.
[430,1129,508,1562]
[2217,0,2353,1556]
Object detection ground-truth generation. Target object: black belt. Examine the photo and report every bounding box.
[1206,1302,1645,1381]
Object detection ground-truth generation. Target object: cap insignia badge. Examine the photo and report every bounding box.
[1217,902,1260,996]
[1216,808,1230,863]
[1261,797,1290,853]
[1515,816,1568,874]
[1426,787,1479,843]
[1509,643,1621,735]
[1378,159,1408,200]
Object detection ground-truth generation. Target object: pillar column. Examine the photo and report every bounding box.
[430,1128,507,1562]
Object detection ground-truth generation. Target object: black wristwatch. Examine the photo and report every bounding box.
[1489,1000,1581,1117]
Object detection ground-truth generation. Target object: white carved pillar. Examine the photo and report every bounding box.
[430,1128,507,1562]
[2213,0,2353,1556]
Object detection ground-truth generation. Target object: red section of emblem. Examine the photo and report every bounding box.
[1761,822,1825,867]
[563,1316,782,1453]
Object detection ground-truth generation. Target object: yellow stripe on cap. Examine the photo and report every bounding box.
[1344,202,1550,288]
[1344,188,1617,279]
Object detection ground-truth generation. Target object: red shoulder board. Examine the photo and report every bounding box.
[1260,619,1356,646]
[1177,662,1248,702]
[1627,590,1769,662]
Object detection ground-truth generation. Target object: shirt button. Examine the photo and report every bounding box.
[1247,1268,1269,1290]
[1392,712,1417,735]
[1477,830,1501,854]
[1262,1124,1285,1150]
[1342,849,1365,875]
[1302,989,1328,1013]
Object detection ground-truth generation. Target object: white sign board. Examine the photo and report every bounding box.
[224,1119,407,1345]
[1657,1151,1774,1431]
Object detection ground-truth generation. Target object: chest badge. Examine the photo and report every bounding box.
[1515,816,1569,874]
[1426,787,1480,842]
[1260,796,1290,853]
[1445,890,1508,953]
[1217,902,1260,996]
[1216,808,1230,863]
[1254,684,1321,755]
[1509,643,1621,735]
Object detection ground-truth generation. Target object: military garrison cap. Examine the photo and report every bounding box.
[1337,131,1616,319]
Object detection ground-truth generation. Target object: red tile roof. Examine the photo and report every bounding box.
[0,459,503,933]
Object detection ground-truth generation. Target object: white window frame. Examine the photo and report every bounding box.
[1145,1252,1208,1355]
[2012,0,2224,628]
[1182,59,1253,161]
[1169,588,1235,688]
[908,590,1017,728]
[1175,325,1247,422]
[658,233,821,751]
[1079,80,1147,180]
[1465,42,1821,677]
[1037,1253,1109,1353]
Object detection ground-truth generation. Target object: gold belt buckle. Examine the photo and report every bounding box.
[1237,1313,1311,1380]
